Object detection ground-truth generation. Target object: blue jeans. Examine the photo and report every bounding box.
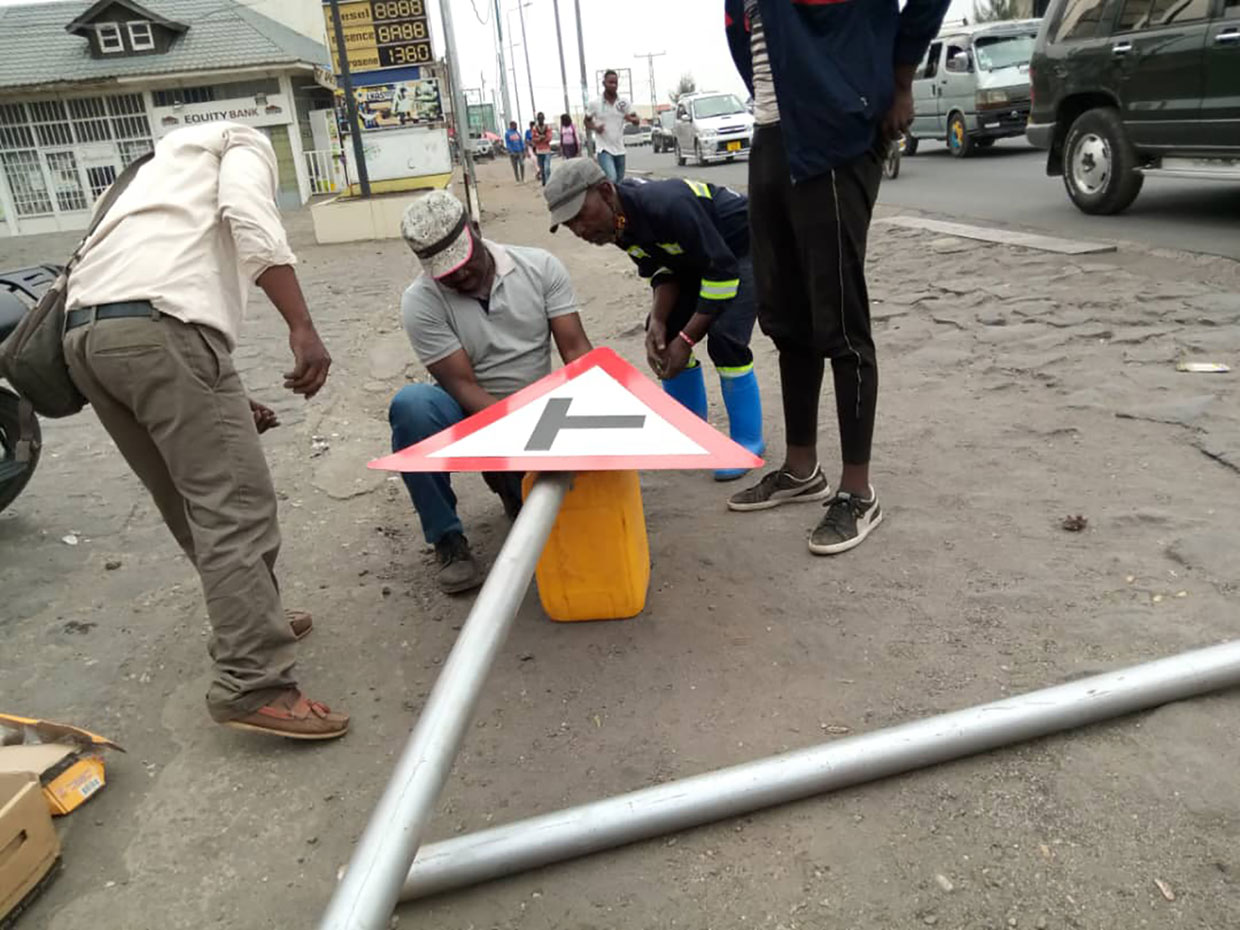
[537,153,553,186]
[598,150,626,182]
[389,384,466,544]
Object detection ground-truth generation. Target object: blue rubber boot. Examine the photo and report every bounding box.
[662,360,708,420]
[714,365,765,481]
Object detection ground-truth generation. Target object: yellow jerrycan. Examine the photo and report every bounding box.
[522,470,650,621]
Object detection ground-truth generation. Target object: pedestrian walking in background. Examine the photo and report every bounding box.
[722,0,950,555]
[62,122,348,739]
[559,113,580,159]
[504,120,526,182]
[586,69,639,182]
[531,112,555,186]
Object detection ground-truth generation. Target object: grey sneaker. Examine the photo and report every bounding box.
[434,532,483,594]
[727,465,831,512]
[808,488,882,555]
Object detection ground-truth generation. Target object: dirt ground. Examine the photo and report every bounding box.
[3,158,1240,930]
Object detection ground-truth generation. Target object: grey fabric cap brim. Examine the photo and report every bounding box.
[548,189,587,233]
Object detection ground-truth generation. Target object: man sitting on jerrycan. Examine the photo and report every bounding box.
[544,158,764,481]
[389,190,593,594]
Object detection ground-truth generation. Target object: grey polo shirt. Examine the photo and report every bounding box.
[401,241,581,398]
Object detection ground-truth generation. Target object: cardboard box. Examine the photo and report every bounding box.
[0,772,60,927]
[0,715,121,817]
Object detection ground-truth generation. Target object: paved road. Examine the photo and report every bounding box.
[625,139,1240,261]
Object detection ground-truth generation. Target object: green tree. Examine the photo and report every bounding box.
[972,0,1031,21]
[668,73,697,104]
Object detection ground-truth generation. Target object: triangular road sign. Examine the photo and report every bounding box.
[369,347,764,473]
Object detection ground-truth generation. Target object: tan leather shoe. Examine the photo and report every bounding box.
[286,609,313,640]
[222,690,349,740]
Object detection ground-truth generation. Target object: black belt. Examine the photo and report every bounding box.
[66,301,158,331]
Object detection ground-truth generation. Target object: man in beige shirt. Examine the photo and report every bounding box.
[64,121,348,740]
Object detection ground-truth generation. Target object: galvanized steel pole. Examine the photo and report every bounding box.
[440,0,480,223]
[318,473,572,930]
[400,639,1240,901]
[572,0,591,154]
[550,0,571,118]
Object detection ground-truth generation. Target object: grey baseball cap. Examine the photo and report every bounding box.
[544,157,606,232]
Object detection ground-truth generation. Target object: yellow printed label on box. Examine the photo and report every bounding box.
[43,757,106,816]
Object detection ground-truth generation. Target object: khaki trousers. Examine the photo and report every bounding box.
[63,309,296,719]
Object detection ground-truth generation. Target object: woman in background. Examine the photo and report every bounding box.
[559,113,580,159]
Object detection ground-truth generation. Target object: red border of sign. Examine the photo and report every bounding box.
[369,347,765,473]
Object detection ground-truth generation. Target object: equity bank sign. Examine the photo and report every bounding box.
[151,94,292,136]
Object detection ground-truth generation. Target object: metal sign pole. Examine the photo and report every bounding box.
[492,0,512,127]
[328,0,370,197]
[551,0,571,118]
[573,0,591,154]
[318,473,572,930]
[397,638,1240,901]
[439,0,480,223]
[517,0,536,117]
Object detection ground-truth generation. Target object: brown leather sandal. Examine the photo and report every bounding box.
[286,609,313,641]
[222,689,349,741]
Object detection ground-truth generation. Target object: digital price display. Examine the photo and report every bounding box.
[323,0,434,73]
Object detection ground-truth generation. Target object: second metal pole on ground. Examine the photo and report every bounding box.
[399,638,1240,901]
[318,473,572,930]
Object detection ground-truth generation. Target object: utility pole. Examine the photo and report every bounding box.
[439,0,479,222]
[634,51,665,122]
[493,0,512,127]
[573,0,591,152]
[327,0,369,196]
[550,0,571,118]
[507,9,524,127]
[517,0,536,119]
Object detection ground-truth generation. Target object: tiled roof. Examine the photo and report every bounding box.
[0,0,329,92]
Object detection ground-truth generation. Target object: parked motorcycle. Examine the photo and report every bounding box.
[0,265,61,514]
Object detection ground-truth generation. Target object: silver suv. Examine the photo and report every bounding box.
[672,92,755,166]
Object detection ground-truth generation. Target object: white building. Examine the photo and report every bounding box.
[0,0,335,238]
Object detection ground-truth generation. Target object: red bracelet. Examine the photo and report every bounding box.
[678,330,697,348]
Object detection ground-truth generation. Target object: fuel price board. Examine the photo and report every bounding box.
[323,0,434,73]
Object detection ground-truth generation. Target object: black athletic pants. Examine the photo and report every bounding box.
[748,125,882,465]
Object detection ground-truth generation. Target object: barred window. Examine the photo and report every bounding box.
[118,138,154,166]
[68,97,113,143]
[0,103,35,150]
[1,150,53,216]
[86,165,118,200]
[45,151,89,212]
[106,94,150,140]
[27,100,73,147]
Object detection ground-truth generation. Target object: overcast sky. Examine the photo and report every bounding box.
[0,0,976,117]
[436,0,975,120]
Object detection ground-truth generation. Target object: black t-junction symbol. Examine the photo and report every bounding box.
[524,397,647,451]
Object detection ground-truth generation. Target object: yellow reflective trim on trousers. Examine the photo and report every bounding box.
[699,278,740,300]
[658,242,685,254]
[627,245,650,259]
[716,363,754,378]
[683,179,712,199]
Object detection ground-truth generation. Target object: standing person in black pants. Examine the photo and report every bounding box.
[722,0,949,555]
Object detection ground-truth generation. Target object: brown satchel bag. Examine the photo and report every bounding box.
[0,152,154,419]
